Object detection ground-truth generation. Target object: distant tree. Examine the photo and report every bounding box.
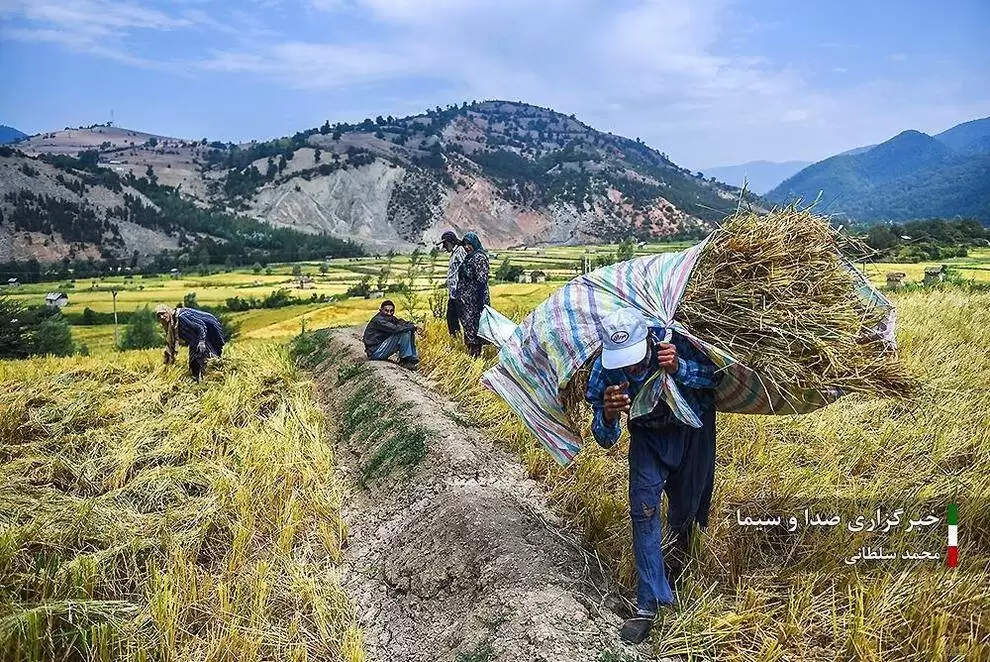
[145,165,155,181]
[616,237,636,262]
[314,147,322,163]
[320,121,331,135]
[78,343,90,356]
[375,115,385,125]
[278,154,287,173]
[146,137,158,147]
[120,305,162,350]
[33,314,74,356]
[252,262,263,274]
[291,264,302,277]
[495,258,525,282]
[0,296,28,359]
[266,157,277,180]
[319,262,329,275]
[183,292,198,308]
[332,129,342,140]
[264,267,273,275]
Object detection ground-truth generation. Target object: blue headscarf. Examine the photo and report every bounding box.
[462,232,486,255]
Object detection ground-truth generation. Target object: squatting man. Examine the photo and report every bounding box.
[585,307,722,644]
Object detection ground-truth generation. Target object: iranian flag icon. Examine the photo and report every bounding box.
[947,503,958,568]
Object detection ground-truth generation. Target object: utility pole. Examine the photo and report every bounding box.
[111,289,119,347]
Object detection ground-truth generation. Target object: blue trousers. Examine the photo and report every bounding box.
[628,406,716,615]
[369,331,419,362]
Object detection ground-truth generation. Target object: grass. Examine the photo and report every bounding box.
[0,344,364,661]
[291,331,429,485]
[416,287,990,661]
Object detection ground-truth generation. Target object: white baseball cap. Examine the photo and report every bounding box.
[600,308,649,369]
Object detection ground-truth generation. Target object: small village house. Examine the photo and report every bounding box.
[6,278,19,287]
[45,292,69,309]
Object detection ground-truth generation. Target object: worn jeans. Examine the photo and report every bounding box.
[628,406,716,615]
[369,330,419,362]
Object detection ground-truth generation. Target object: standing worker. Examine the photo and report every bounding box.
[456,232,491,358]
[155,304,226,382]
[438,230,466,337]
[585,307,721,644]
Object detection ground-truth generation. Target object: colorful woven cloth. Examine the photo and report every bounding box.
[481,238,895,466]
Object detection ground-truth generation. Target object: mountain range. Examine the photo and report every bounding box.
[766,117,990,223]
[0,102,756,264]
[0,126,27,145]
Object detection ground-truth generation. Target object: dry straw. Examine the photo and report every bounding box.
[562,207,917,424]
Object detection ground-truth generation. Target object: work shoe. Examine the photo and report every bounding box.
[399,358,419,371]
[619,615,655,644]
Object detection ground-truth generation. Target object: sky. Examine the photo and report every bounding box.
[1,0,988,169]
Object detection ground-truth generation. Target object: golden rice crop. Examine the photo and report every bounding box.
[0,344,363,662]
[418,288,990,661]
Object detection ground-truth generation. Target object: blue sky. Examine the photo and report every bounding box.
[1,0,988,168]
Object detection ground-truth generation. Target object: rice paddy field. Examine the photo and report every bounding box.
[2,240,989,661]
[4,244,988,353]
[0,345,363,661]
[416,287,990,661]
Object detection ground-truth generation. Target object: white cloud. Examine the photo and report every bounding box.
[3,0,987,164]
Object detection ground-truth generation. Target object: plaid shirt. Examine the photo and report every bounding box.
[585,328,721,448]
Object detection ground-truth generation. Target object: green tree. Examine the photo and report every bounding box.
[120,305,162,350]
[616,238,636,262]
[0,296,28,359]
[252,262,263,274]
[33,314,74,356]
[319,262,329,275]
[292,264,302,277]
[495,258,525,282]
[183,292,199,308]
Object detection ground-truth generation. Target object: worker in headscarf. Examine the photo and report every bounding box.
[154,304,226,382]
[585,307,722,644]
[437,230,467,337]
[455,232,491,358]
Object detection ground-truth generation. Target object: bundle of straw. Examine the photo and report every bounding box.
[562,207,916,424]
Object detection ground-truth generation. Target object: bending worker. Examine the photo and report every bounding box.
[585,307,721,644]
[155,304,226,382]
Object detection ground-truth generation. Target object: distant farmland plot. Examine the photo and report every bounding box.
[4,243,988,354]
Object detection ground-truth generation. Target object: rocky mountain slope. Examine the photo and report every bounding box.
[767,117,990,223]
[211,100,753,250]
[2,101,755,261]
[0,146,177,262]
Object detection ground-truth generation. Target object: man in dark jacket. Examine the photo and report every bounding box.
[362,300,419,369]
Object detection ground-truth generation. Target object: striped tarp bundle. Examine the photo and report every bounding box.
[481,237,895,466]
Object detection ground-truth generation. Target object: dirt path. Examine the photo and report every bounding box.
[310,329,638,662]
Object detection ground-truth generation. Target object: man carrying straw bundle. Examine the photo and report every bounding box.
[154,304,225,382]
[480,207,914,646]
[587,307,722,644]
